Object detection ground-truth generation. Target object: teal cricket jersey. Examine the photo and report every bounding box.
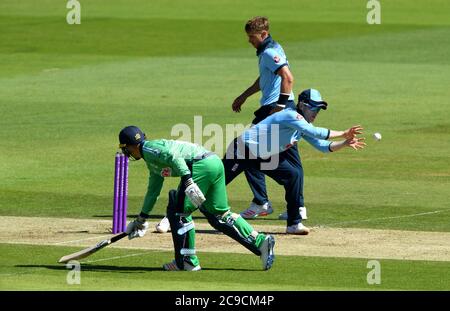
[139,139,209,214]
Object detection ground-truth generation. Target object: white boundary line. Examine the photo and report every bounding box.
[52,234,111,245]
[322,208,450,226]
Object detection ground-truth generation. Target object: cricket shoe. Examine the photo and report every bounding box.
[259,235,275,270]
[286,223,310,235]
[163,260,201,271]
[155,216,171,233]
[240,201,273,219]
[278,206,307,220]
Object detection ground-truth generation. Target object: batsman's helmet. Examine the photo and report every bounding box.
[119,126,146,157]
[298,89,328,111]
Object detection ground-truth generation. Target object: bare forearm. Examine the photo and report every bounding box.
[232,78,260,112]
[278,66,294,95]
[330,137,366,152]
[279,74,293,94]
[329,140,347,152]
[325,126,365,152]
[329,125,363,139]
[328,130,345,139]
[241,77,260,98]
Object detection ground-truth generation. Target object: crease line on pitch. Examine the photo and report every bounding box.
[320,208,450,226]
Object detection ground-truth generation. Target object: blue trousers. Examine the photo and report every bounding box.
[223,138,304,226]
[245,101,304,207]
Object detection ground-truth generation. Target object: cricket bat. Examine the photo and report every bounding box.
[58,232,128,263]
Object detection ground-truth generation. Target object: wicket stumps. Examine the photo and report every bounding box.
[113,152,128,233]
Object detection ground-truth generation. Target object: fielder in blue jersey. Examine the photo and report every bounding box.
[231,16,302,220]
[224,89,365,234]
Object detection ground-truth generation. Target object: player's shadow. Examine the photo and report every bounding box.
[16,264,164,273]
[16,264,256,272]
[92,214,166,220]
[92,214,284,223]
[93,214,212,221]
[200,267,256,271]
[155,229,285,236]
[193,229,221,234]
[244,217,283,222]
[200,229,288,236]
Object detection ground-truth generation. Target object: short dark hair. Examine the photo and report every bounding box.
[245,16,269,34]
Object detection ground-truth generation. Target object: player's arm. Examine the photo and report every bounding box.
[302,135,365,152]
[285,112,330,140]
[286,113,363,141]
[302,135,332,153]
[328,125,364,140]
[276,66,294,107]
[127,173,163,240]
[329,137,366,151]
[262,49,294,108]
[232,77,260,112]
[141,173,164,216]
[300,122,366,152]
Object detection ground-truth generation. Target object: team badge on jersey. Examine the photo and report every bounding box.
[273,55,280,63]
[161,167,172,177]
[296,113,304,120]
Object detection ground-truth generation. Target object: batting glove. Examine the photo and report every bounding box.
[182,175,206,207]
[126,215,149,240]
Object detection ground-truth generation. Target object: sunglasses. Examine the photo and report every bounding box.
[305,104,321,112]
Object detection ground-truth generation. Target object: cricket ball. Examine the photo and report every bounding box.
[373,132,382,141]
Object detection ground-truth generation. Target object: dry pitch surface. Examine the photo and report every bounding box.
[2,216,449,262]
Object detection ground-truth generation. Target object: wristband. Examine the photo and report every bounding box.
[277,93,290,107]
[181,174,193,187]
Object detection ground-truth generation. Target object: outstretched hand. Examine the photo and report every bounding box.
[232,95,246,112]
[346,137,366,150]
[343,125,363,140]
[126,216,149,240]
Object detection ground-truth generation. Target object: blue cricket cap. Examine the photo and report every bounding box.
[119,126,146,147]
[298,89,328,110]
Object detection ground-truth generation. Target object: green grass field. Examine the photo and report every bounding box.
[2,244,450,290]
[1,0,449,291]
